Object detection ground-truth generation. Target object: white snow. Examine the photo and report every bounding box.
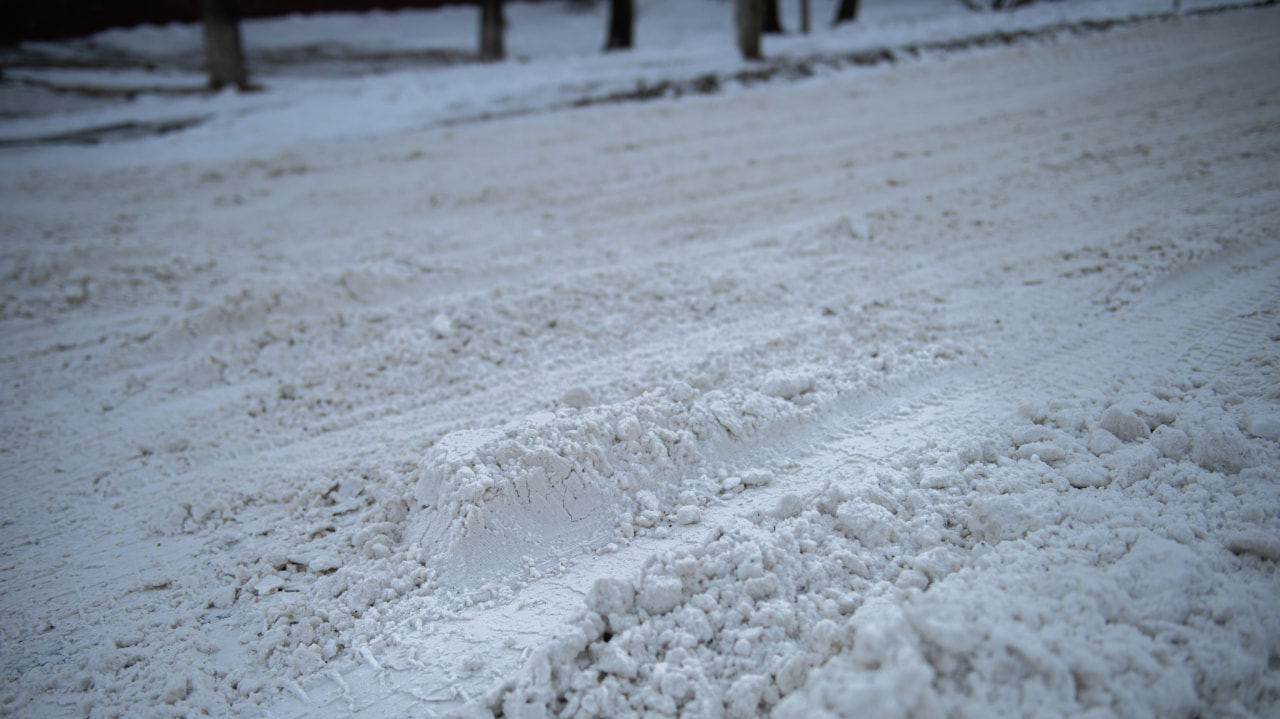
[0,0,1253,162]
[2,0,1279,717]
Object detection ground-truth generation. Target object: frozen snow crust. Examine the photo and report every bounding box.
[3,2,1280,718]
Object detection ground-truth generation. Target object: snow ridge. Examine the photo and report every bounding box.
[472,325,1280,719]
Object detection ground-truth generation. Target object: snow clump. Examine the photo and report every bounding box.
[464,362,1280,718]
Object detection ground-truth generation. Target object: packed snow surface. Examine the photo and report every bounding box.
[2,1,1279,718]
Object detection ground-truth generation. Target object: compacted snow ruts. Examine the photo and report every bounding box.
[1,4,1279,718]
[478,249,1280,719]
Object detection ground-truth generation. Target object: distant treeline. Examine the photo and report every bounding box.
[2,0,514,45]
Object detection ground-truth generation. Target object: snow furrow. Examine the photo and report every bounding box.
[470,220,1280,719]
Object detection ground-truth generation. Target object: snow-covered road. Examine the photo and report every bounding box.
[2,5,1279,717]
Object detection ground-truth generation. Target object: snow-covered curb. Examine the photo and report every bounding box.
[0,0,1273,160]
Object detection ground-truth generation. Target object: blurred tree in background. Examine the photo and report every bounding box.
[763,0,784,33]
[832,0,859,25]
[605,0,633,50]
[202,0,251,90]
[736,0,762,59]
[480,0,504,60]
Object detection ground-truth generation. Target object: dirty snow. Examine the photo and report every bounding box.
[2,1,1279,718]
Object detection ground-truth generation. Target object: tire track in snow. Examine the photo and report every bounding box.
[277,22,1280,708]
[717,241,1280,524]
[279,244,1280,717]
[1016,245,1280,394]
[454,243,1280,719]
[7,7,1278,717]
[1175,280,1280,377]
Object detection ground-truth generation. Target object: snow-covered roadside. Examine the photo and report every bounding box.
[2,3,1279,718]
[0,0,1267,161]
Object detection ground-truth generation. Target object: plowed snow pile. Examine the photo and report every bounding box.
[2,4,1279,718]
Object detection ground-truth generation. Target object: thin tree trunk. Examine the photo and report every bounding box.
[831,0,860,26]
[736,0,763,60]
[762,0,784,34]
[800,0,811,34]
[480,0,504,61]
[605,0,633,51]
[202,0,248,91]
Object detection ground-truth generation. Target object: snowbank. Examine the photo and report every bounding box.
[478,352,1280,718]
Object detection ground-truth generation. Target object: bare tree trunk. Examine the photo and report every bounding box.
[202,0,248,91]
[800,0,811,34]
[762,0,784,34]
[480,0,504,62]
[832,0,860,26]
[605,0,633,51]
[736,0,763,60]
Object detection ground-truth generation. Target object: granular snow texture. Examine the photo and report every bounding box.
[1,4,1279,719]
[480,362,1280,719]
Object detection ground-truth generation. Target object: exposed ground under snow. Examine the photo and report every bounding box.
[2,3,1280,718]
